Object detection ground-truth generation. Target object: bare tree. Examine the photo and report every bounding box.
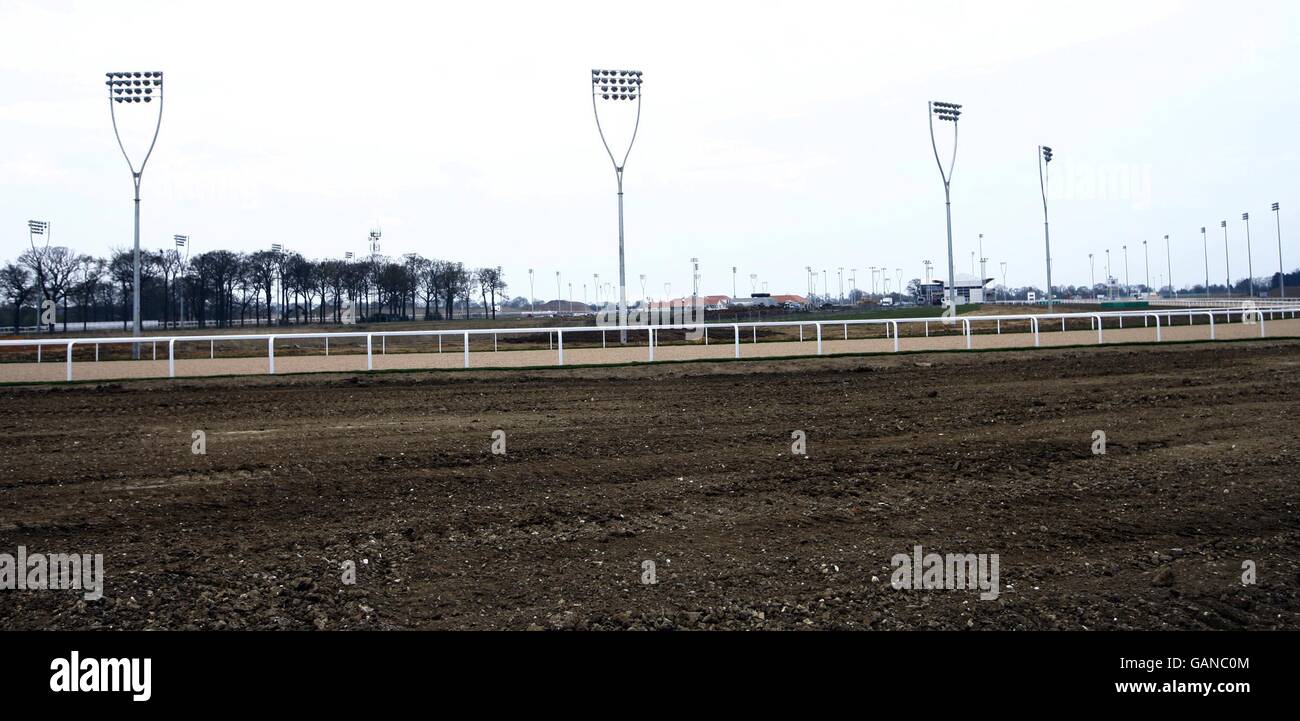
[1,263,33,332]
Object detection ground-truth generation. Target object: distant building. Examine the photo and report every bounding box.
[916,273,991,304]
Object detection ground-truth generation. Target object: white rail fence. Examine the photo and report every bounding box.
[1,306,1295,383]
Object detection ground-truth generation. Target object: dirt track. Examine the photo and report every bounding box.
[1,339,1298,630]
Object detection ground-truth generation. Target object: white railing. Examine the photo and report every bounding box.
[1,306,1295,383]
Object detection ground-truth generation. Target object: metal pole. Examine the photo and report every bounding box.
[617,172,627,343]
[1165,235,1173,298]
[1201,227,1210,297]
[1274,204,1285,299]
[1222,221,1232,297]
[1245,214,1256,298]
[132,178,141,354]
[1039,147,1052,310]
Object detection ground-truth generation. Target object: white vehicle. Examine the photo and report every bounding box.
[880,297,894,307]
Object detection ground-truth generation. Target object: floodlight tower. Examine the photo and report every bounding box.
[837,267,844,304]
[1221,221,1231,297]
[106,70,165,357]
[1122,244,1130,296]
[1164,234,1173,298]
[528,268,535,312]
[26,221,50,330]
[1274,203,1285,298]
[731,266,737,299]
[557,271,563,313]
[691,257,700,308]
[591,68,643,342]
[1142,240,1150,292]
[1105,249,1112,298]
[1200,227,1210,297]
[1037,145,1054,310]
[174,234,189,259]
[929,100,963,307]
[1000,261,1008,302]
[1088,253,1095,291]
[1243,212,1256,298]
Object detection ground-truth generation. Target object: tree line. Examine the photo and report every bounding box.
[1,246,509,332]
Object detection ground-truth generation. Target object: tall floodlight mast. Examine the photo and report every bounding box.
[591,68,643,343]
[1037,145,1054,310]
[1221,220,1231,297]
[1272,203,1284,298]
[1200,227,1210,297]
[106,70,165,357]
[1164,234,1173,298]
[1243,213,1256,298]
[929,101,963,307]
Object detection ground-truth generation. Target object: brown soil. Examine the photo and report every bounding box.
[0,339,1297,630]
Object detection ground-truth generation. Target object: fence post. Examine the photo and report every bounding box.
[1032,317,1040,347]
[1095,315,1103,344]
[366,334,373,370]
[210,339,214,359]
[382,336,386,355]
[557,329,564,366]
[463,331,470,368]
[892,321,900,352]
[1153,314,1162,342]
[649,328,655,362]
[1207,312,1215,340]
[816,323,822,355]
[963,319,972,349]
[169,339,176,378]
[733,324,740,358]
[325,337,329,356]
[66,342,74,382]
[268,336,276,374]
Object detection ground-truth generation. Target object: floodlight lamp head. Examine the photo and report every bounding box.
[107,70,163,102]
[1272,202,1280,211]
[1201,226,1206,233]
[28,220,47,235]
[1221,220,1227,228]
[1041,146,1053,163]
[1242,212,1249,220]
[593,68,642,101]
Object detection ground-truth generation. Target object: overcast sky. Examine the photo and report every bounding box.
[1,0,1296,301]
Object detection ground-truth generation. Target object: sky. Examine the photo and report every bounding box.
[1,0,1297,302]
